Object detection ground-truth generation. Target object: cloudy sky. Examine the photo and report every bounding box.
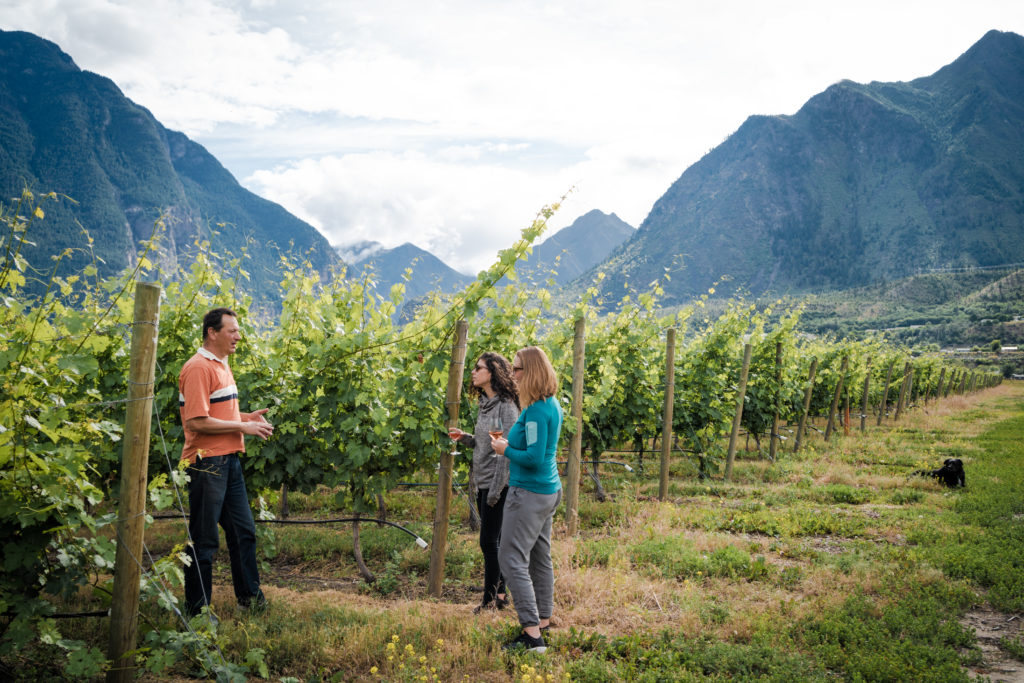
[2,1,1023,274]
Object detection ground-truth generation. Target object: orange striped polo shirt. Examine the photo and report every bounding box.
[179,347,244,464]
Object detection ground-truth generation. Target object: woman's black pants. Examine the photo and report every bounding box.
[477,486,507,605]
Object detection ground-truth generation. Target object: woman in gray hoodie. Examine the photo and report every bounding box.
[449,352,520,612]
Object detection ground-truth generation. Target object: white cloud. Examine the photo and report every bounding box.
[244,151,570,275]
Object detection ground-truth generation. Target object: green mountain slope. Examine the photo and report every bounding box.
[593,30,1024,307]
[0,29,338,302]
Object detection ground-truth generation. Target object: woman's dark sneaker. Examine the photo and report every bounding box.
[502,631,547,653]
[474,596,508,614]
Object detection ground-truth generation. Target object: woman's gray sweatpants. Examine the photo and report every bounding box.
[498,486,562,627]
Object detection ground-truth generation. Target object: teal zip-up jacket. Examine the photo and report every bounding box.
[504,396,563,495]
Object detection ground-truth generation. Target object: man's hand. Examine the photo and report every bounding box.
[187,412,274,440]
[241,420,274,440]
[244,408,271,423]
[242,408,274,440]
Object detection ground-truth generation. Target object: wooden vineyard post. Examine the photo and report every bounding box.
[427,319,469,597]
[859,359,872,432]
[843,392,850,437]
[877,360,896,426]
[824,356,848,442]
[565,317,585,535]
[908,365,917,406]
[107,282,160,683]
[793,358,817,453]
[958,371,968,395]
[659,328,676,501]
[934,367,946,404]
[725,343,753,482]
[769,342,783,462]
[894,362,911,421]
[901,368,917,417]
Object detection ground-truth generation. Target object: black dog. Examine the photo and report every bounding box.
[917,458,966,488]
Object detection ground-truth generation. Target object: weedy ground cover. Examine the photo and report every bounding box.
[10,384,1024,681]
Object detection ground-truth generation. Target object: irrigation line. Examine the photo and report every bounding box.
[0,322,133,346]
[150,513,430,549]
[556,459,636,472]
[259,517,429,548]
[0,609,109,619]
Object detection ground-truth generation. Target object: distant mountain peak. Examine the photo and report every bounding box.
[589,30,1024,306]
[524,210,634,284]
[929,28,1024,84]
[335,240,385,264]
[348,241,473,304]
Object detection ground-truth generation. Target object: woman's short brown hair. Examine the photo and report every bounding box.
[514,346,558,409]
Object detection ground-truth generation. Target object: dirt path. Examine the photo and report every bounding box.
[963,606,1024,681]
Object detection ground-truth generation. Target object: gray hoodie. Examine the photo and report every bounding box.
[458,395,519,506]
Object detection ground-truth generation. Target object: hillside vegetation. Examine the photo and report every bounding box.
[796,268,1024,362]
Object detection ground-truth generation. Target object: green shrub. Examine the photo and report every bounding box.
[818,484,872,505]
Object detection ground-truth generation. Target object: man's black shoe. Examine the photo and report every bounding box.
[502,631,547,653]
[240,595,268,614]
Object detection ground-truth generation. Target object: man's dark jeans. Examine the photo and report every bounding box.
[184,453,264,616]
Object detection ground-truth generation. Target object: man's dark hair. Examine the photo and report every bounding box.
[202,307,237,339]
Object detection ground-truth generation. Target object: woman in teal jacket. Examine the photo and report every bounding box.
[491,346,563,653]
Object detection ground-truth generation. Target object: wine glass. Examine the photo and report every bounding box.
[486,414,503,440]
[486,414,503,457]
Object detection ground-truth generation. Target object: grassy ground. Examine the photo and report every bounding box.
[12,383,1024,681]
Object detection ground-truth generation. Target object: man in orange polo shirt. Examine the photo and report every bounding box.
[180,307,274,619]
